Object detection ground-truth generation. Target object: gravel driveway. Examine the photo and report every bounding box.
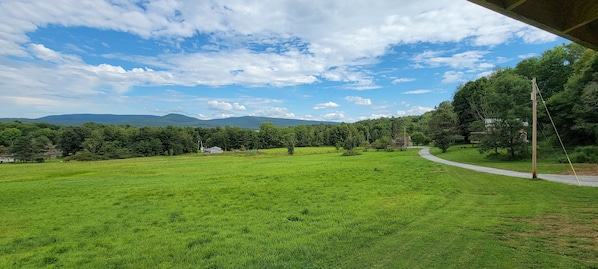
[417,147,598,187]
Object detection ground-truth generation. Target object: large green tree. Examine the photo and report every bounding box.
[515,43,584,99]
[453,77,489,141]
[0,128,22,147]
[428,101,458,153]
[546,48,598,145]
[478,69,532,158]
[258,122,281,149]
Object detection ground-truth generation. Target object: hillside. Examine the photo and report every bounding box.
[0,113,338,129]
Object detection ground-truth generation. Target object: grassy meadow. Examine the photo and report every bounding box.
[1,147,597,268]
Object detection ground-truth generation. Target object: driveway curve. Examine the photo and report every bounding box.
[416,147,598,187]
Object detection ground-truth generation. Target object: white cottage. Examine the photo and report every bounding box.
[204,146,223,154]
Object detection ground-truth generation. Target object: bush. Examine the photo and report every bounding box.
[570,146,598,163]
[485,151,527,161]
[342,149,361,156]
[65,150,108,161]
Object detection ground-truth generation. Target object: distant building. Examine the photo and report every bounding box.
[0,154,14,163]
[204,146,223,154]
[391,137,412,147]
[470,118,529,146]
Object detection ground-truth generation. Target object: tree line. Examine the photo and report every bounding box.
[2,43,596,162]
[0,116,431,162]
[445,42,598,161]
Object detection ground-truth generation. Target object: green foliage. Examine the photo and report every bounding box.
[428,101,458,153]
[410,131,428,146]
[570,146,598,163]
[341,148,361,156]
[372,136,391,150]
[453,77,488,140]
[468,69,532,158]
[545,48,598,146]
[7,44,598,164]
[450,44,598,154]
[0,127,22,147]
[1,112,436,162]
[283,132,296,155]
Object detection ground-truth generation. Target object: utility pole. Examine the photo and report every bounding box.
[404,127,407,150]
[532,78,537,179]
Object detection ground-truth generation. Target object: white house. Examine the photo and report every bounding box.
[0,155,14,163]
[204,146,223,154]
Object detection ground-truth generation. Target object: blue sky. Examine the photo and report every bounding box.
[0,0,568,122]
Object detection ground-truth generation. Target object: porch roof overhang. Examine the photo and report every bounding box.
[468,0,598,50]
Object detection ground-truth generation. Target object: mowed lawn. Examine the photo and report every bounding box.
[1,148,597,268]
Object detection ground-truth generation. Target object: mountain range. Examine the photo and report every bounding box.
[0,114,338,129]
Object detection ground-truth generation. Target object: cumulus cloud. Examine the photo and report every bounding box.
[207,100,247,111]
[345,96,372,105]
[0,1,552,83]
[0,0,559,118]
[323,112,345,121]
[313,102,340,110]
[254,107,296,118]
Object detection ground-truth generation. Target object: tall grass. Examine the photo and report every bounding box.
[1,148,597,268]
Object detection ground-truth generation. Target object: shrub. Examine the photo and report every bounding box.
[342,149,362,156]
[66,150,108,161]
[570,146,598,163]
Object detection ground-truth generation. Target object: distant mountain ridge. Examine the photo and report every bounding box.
[0,113,338,129]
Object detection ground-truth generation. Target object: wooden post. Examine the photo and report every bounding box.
[404,127,407,150]
[532,78,537,179]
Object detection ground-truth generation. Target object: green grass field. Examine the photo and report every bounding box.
[430,145,598,175]
[1,147,597,268]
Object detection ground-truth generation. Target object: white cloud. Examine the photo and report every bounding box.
[254,107,296,118]
[518,53,538,59]
[413,50,489,69]
[476,70,495,78]
[403,89,432,95]
[0,0,560,118]
[345,96,372,105]
[29,44,66,62]
[392,77,415,84]
[323,112,345,121]
[370,113,391,119]
[313,101,340,110]
[0,1,554,84]
[442,71,464,84]
[213,113,235,119]
[397,106,434,116]
[321,67,378,90]
[207,100,246,111]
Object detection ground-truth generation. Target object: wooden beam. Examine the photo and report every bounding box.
[505,0,527,11]
[562,1,598,33]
